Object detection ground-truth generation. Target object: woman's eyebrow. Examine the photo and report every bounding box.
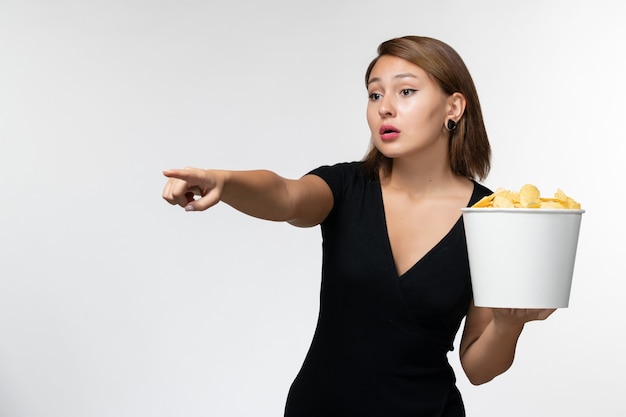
[367,73,419,86]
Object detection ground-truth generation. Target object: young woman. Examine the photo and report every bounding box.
[162,36,554,417]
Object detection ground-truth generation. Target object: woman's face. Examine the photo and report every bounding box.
[366,55,451,160]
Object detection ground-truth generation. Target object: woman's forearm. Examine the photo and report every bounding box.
[218,169,295,221]
[460,307,556,385]
[461,319,524,385]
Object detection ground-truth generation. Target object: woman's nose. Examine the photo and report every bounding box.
[378,96,395,118]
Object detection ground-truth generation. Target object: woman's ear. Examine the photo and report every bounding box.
[447,92,467,119]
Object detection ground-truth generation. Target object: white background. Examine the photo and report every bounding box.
[1,1,625,416]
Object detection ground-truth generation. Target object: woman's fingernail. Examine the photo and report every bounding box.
[184,204,195,211]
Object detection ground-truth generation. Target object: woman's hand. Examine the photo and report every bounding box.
[460,304,557,385]
[491,308,556,331]
[162,167,226,211]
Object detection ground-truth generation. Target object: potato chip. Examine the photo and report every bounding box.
[510,191,521,206]
[471,184,581,209]
[554,188,569,204]
[493,194,514,208]
[472,194,495,208]
[519,184,541,208]
[489,188,515,207]
[565,197,581,210]
[540,200,564,209]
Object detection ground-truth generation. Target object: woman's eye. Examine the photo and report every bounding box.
[368,92,382,101]
[400,88,417,96]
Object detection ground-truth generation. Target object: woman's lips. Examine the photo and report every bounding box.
[379,124,400,141]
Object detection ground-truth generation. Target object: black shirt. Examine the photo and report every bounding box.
[285,162,492,417]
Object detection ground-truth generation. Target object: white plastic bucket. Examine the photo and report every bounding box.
[461,208,585,308]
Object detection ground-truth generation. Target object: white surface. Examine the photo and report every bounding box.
[462,209,584,308]
[1,1,625,416]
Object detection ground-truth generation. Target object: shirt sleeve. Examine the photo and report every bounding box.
[307,161,361,207]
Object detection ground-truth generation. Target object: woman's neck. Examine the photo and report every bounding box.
[382,153,462,197]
